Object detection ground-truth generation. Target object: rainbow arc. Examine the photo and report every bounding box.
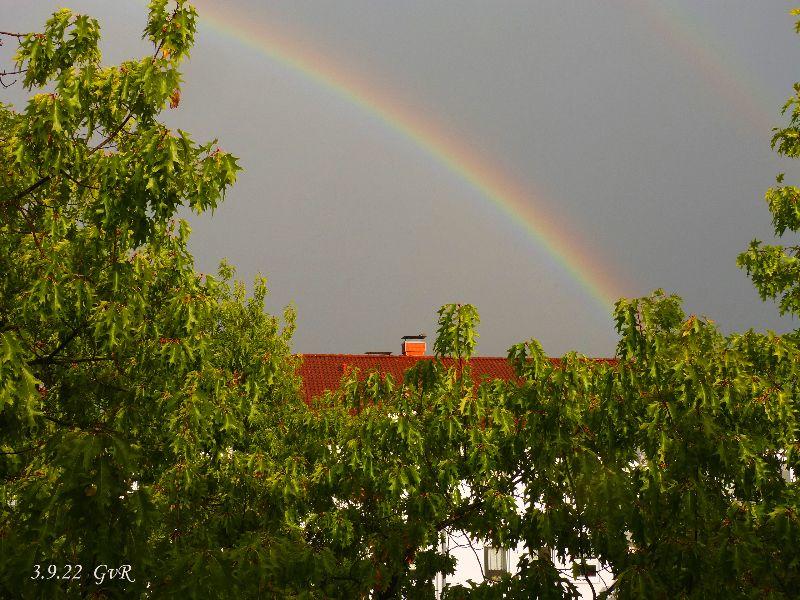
[186,2,630,312]
[135,1,780,311]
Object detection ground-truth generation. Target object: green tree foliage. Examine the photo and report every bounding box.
[0,3,303,597]
[4,3,800,599]
[737,11,800,322]
[501,293,800,599]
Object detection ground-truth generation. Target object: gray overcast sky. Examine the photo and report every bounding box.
[3,1,798,356]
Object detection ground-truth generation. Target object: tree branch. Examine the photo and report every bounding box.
[41,414,74,428]
[60,168,99,191]
[31,321,87,365]
[92,113,133,153]
[597,577,618,600]
[29,355,114,366]
[435,497,484,531]
[0,67,26,87]
[2,109,132,206]
[6,175,52,204]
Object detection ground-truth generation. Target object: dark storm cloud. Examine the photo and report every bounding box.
[2,0,796,356]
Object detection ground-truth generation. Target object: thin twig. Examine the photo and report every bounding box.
[17,202,43,253]
[463,532,485,580]
[41,414,74,428]
[60,169,99,191]
[33,321,86,364]
[92,113,132,153]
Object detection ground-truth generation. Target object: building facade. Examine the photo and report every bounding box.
[299,337,615,598]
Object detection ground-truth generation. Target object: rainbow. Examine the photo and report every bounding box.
[162,2,640,310]
[625,0,777,135]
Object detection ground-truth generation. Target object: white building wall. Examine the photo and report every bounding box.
[434,483,615,598]
[436,532,613,598]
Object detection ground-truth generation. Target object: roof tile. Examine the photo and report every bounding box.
[298,354,615,404]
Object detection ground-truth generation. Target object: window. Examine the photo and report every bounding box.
[572,559,597,578]
[484,546,509,581]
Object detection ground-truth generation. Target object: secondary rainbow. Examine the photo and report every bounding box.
[184,2,630,310]
[626,0,777,135]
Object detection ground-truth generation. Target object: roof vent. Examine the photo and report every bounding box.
[401,334,427,357]
[365,351,392,356]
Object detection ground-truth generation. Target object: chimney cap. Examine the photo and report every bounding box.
[401,334,427,340]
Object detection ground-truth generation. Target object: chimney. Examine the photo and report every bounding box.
[401,334,427,356]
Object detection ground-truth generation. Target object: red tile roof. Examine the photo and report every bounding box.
[299,354,620,404]
[297,354,623,404]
